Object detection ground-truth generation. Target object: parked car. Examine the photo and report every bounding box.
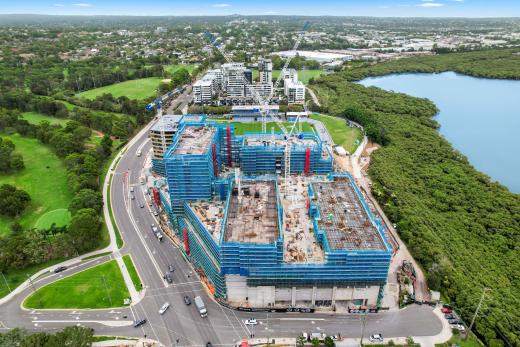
[164,274,173,284]
[168,265,175,272]
[245,318,258,325]
[369,334,384,342]
[159,302,170,315]
[133,319,147,327]
[206,343,213,347]
[53,266,68,273]
[130,187,134,192]
[183,296,191,305]
[441,307,453,314]
[444,314,455,319]
[451,324,466,331]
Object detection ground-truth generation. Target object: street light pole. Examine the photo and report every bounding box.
[360,310,368,346]
[465,288,491,340]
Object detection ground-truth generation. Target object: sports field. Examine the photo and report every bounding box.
[0,133,73,235]
[77,77,162,100]
[310,114,363,154]
[222,121,314,135]
[252,69,327,84]
[24,260,130,309]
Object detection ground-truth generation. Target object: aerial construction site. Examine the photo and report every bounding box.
[151,114,392,310]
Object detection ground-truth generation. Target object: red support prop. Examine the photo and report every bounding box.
[226,126,233,167]
[183,228,190,255]
[152,188,161,207]
[304,147,311,176]
[212,143,218,177]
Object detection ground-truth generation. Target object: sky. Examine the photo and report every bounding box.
[1,0,520,17]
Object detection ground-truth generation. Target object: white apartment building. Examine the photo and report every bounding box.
[285,80,305,103]
[247,82,273,98]
[258,58,273,84]
[193,79,214,104]
[222,63,248,97]
[282,68,298,83]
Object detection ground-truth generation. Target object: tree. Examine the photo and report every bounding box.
[69,189,103,214]
[0,137,24,173]
[324,336,335,347]
[0,184,31,217]
[100,134,113,158]
[68,208,101,253]
[311,338,320,347]
[0,328,26,346]
[296,336,306,347]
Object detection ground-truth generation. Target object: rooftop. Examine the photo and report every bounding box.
[150,115,182,133]
[313,177,386,251]
[279,176,325,263]
[224,180,279,244]
[173,126,216,155]
[189,200,225,244]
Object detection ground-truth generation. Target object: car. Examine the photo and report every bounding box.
[54,266,68,273]
[164,274,173,283]
[130,194,135,200]
[369,334,384,342]
[152,209,158,216]
[444,314,455,319]
[140,202,145,208]
[206,343,213,347]
[133,318,147,327]
[331,335,341,341]
[130,187,134,192]
[451,324,466,331]
[159,302,170,315]
[168,265,175,272]
[245,318,258,325]
[441,307,453,314]
[448,319,463,324]
[184,296,191,305]
[301,332,309,342]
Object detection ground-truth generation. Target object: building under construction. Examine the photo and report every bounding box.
[158,115,392,309]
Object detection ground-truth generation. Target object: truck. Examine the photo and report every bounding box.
[194,296,207,317]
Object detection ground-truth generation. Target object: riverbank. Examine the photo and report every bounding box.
[310,48,520,347]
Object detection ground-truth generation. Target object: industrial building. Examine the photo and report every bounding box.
[155,115,392,310]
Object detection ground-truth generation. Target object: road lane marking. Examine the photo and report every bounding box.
[278,318,325,321]
[31,320,133,327]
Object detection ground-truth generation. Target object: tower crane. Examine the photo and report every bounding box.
[204,23,311,194]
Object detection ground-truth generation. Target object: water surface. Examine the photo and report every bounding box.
[359,71,520,193]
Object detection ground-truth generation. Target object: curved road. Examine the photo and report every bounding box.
[0,90,444,346]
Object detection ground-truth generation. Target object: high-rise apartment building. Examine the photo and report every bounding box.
[258,58,273,84]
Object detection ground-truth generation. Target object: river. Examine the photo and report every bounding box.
[359,71,520,194]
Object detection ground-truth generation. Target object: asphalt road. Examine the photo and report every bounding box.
[0,89,444,346]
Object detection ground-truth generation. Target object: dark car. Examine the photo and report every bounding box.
[444,314,455,319]
[168,265,175,273]
[54,266,68,273]
[133,318,147,328]
[164,274,173,284]
[184,296,191,305]
[206,342,213,347]
[139,202,145,208]
[448,319,463,325]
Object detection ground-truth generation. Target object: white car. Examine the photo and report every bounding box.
[159,302,170,315]
[369,334,384,342]
[451,324,466,332]
[244,318,258,325]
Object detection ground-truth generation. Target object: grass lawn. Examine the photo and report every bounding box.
[222,121,314,135]
[21,112,69,126]
[252,69,326,84]
[24,260,130,309]
[0,258,66,299]
[310,113,363,154]
[0,133,73,235]
[435,333,483,347]
[123,255,142,291]
[77,77,162,100]
[164,64,196,75]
